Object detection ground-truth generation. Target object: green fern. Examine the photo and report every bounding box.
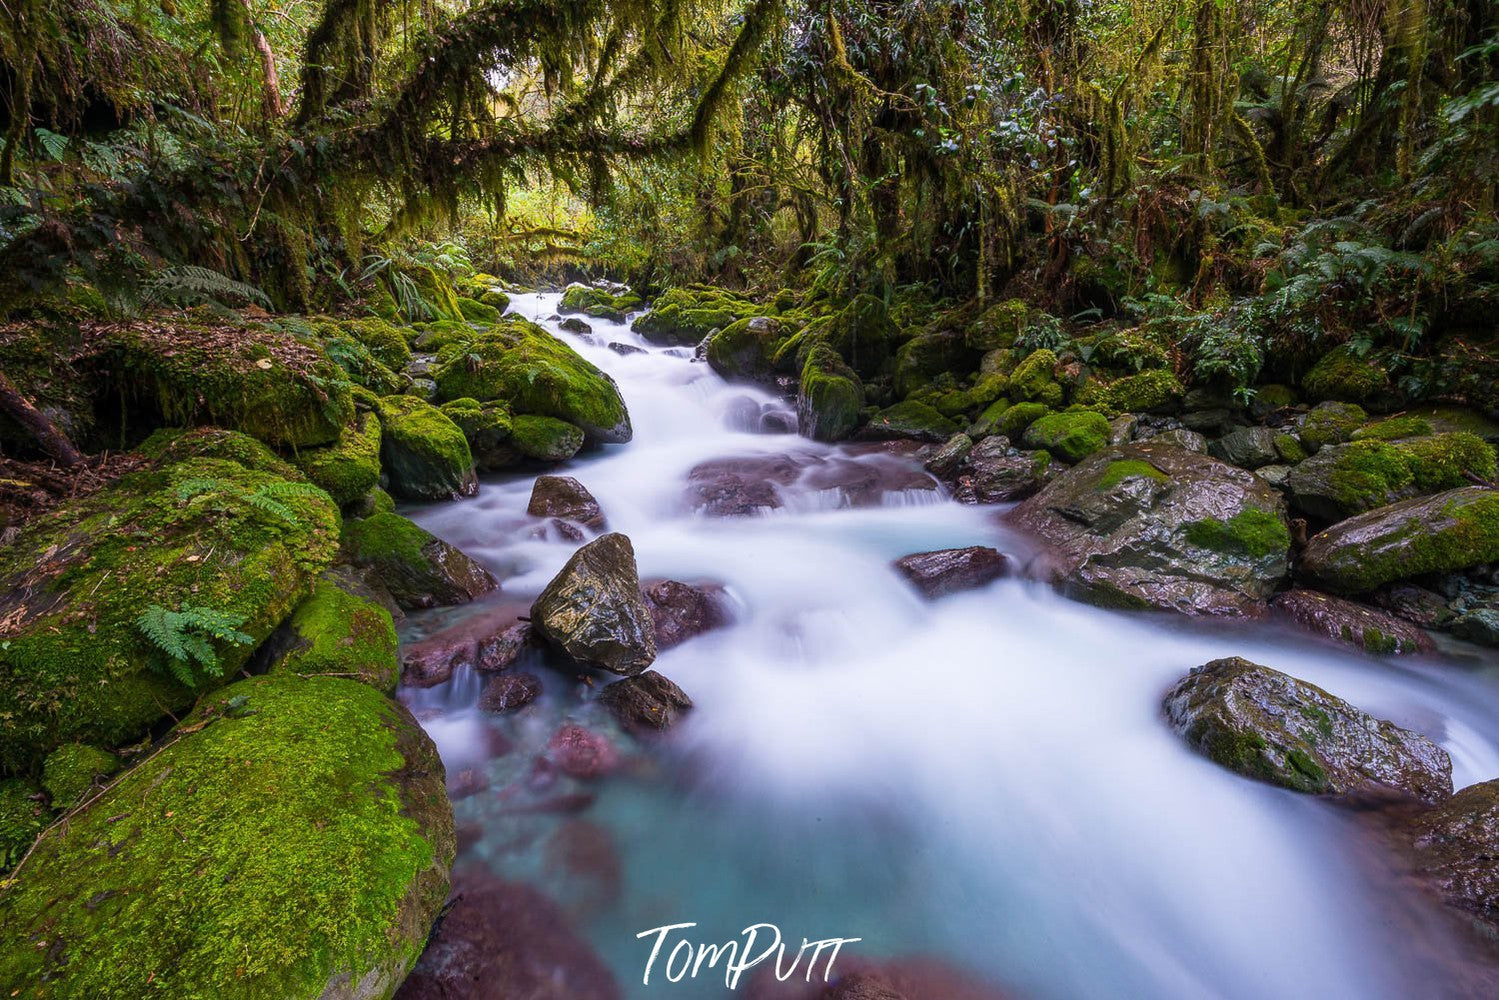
[247,482,328,524]
[136,605,254,688]
[145,265,272,310]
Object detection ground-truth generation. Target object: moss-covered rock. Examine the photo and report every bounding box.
[892,328,977,398]
[265,580,399,692]
[456,296,501,325]
[1285,433,1497,520]
[374,395,476,501]
[0,674,455,1000]
[39,743,120,808]
[1297,401,1368,452]
[705,316,786,383]
[862,400,961,442]
[818,294,900,377]
[1302,344,1391,405]
[1299,487,1499,594]
[1163,656,1451,801]
[797,344,863,443]
[1021,410,1112,463]
[430,316,631,443]
[996,401,1049,439]
[341,512,498,610]
[340,317,413,372]
[511,414,585,462]
[559,284,642,323]
[632,286,761,345]
[1352,415,1435,442]
[1270,589,1432,656]
[0,779,47,874]
[309,319,406,395]
[1009,349,1065,407]
[411,265,466,323]
[103,320,355,448]
[140,426,301,479]
[293,410,383,506]
[966,298,1029,351]
[439,397,516,469]
[0,457,340,772]
[1076,369,1183,415]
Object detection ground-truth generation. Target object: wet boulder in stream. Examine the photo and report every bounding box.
[644,579,731,649]
[528,475,606,529]
[342,511,498,611]
[894,547,1011,599]
[598,670,694,733]
[1401,779,1499,932]
[1009,441,1290,616]
[1270,589,1433,655]
[530,533,657,675]
[1163,656,1452,802]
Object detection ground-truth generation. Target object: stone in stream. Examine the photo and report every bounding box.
[394,868,621,1000]
[1009,441,1290,616]
[0,675,455,999]
[530,533,658,675]
[923,432,973,481]
[342,511,499,611]
[1452,609,1499,647]
[547,724,621,780]
[558,316,594,334]
[598,670,694,733]
[686,453,797,515]
[1298,487,1499,594]
[608,341,645,356]
[1162,657,1452,803]
[953,435,1055,503]
[1209,425,1280,470]
[375,394,479,500]
[1400,779,1499,933]
[894,547,1011,599]
[479,672,543,713]
[1270,589,1434,656]
[398,609,536,687]
[527,474,606,529]
[644,579,731,649]
[746,955,1014,1000]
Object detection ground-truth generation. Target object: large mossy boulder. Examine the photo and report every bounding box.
[439,398,515,470]
[431,317,631,443]
[705,316,785,383]
[531,533,657,676]
[559,283,642,323]
[340,317,413,372]
[819,293,900,377]
[375,395,477,501]
[1298,487,1499,594]
[139,426,301,478]
[1020,410,1112,463]
[797,344,863,443]
[103,320,355,448]
[1284,433,1497,521]
[1163,657,1452,802]
[0,457,340,772]
[862,400,960,442]
[0,674,455,999]
[632,286,760,346]
[342,513,498,611]
[1075,369,1183,415]
[1301,344,1392,406]
[892,328,976,398]
[1010,442,1291,615]
[266,580,400,692]
[294,410,384,505]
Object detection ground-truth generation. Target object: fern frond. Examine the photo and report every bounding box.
[146,266,272,310]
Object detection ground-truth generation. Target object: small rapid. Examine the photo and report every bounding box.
[403,292,1499,1000]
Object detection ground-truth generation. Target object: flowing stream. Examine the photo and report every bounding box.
[402,292,1499,1000]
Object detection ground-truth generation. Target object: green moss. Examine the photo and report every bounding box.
[1184,508,1291,558]
[1284,747,1328,786]
[440,397,514,467]
[1302,344,1390,404]
[632,286,762,344]
[340,317,412,371]
[967,298,1030,351]
[1021,410,1111,463]
[705,316,786,382]
[0,779,49,874]
[140,427,301,480]
[1307,489,1499,593]
[1399,432,1497,492]
[103,320,354,448]
[998,401,1050,439]
[1326,439,1415,512]
[1076,369,1183,415]
[1096,459,1167,490]
[1298,401,1368,451]
[431,316,631,443]
[892,328,973,398]
[1309,433,1495,517]
[270,581,399,692]
[456,296,501,325]
[0,674,454,999]
[1092,326,1172,371]
[510,414,585,461]
[1009,349,1065,407]
[1352,415,1435,441]
[374,395,475,501]
[0,458,340,772]
[411,265,466,323]
[40,744,119,807]
[1273,433,1307,464]
[818,294,900,376]
[342,511,431,568]
[970,398,1011,436]
[292,411,382,506]
[866,400,960,442]
[797,343,863,442]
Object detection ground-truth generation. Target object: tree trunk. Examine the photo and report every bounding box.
[0,371,84,467]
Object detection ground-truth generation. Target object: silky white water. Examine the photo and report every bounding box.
[405,292,1499,1000]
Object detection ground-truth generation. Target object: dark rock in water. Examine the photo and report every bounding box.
[799,448,939,506]
[644,579,730,649]
[761,409,797,434]
[400,609,536,687]
[1401,780,1499,932]
[1141,426,1208,453]
[395,869,621,1000]
[1371,583,1454,628]
[1010,442,1290,616]
[1162,656,1452,802]
[547,724,621,779]
[1270,589,1433,655]
[746,955,1013,1000]
[402,640,476,688]
[344,512,498,611]
[686,454,799,515]
[894,547,1010,599]
[477,621,536,672]
[528,475,606,529]
[447,766,490,800]
[924,433,973,480]
[1210,426,1280,469]
[479,672,543,713]
[954,435,1054,503]
[599,670,694,733]
[608,341,645,356]
[531,533,657,675]
[1299,487,1499,594]
[1452,608,1499,647]
[558,316,594,334]
[542,820,623,919]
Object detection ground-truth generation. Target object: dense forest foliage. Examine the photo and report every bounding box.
[1,0,1496,410]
